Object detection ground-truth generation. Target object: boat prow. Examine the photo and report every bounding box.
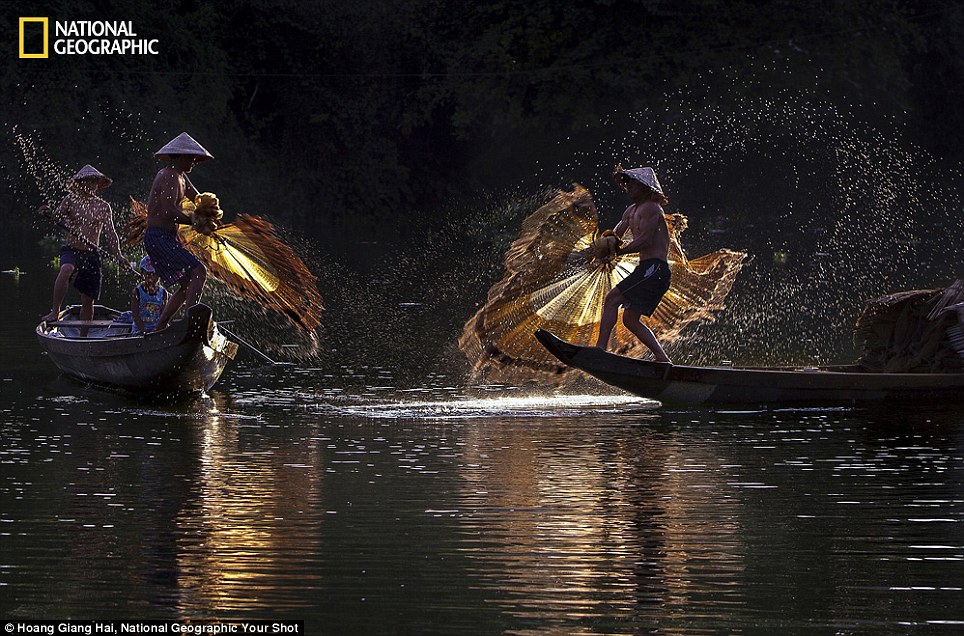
[534,329,964,406]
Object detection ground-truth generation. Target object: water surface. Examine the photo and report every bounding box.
[2,266,963,634]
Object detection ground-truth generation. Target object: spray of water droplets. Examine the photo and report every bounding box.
[6,84,963,372]
[534,87,964,365]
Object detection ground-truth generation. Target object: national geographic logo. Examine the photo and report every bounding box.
[18,18,47,58]
[18,18,160,58]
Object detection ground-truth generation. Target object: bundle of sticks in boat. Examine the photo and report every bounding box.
[854,280,964,372]
[934,281,964,360]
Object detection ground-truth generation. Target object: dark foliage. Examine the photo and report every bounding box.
[3,0,962,240]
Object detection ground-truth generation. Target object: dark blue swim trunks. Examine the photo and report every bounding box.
[60,246,102,299]
[616,258,671,315]
[144,227,202,287]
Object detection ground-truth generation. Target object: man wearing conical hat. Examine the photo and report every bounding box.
[145,132,213,331]
[593,165,673,363]
[40,165,134,330]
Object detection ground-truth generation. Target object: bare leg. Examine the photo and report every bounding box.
[594,288,625,349]
[155,265,206,331]
[41,264,75,322]
[155,287,186,331]
[183,264,207,307]
[622,307,672,363]
[79,294,94,338]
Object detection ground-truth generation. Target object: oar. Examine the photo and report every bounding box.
[218,325,293,367]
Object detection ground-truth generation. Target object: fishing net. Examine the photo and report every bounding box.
[460,184,748,383]
[124,197,323,332]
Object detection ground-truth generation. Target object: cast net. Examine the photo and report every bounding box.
[459,184,748,383]
[124,197,323,332]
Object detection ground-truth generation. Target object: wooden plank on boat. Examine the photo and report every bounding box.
[47,320,118,327]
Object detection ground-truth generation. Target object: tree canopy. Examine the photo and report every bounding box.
[3,1,962,237]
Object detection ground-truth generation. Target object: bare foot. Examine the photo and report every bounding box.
[40,310,60,322]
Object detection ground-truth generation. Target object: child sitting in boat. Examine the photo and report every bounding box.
[131,256,168,334]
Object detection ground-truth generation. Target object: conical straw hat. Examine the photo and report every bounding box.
[154,132,214,161]
[68,164,112,189]
[614,165,664,195]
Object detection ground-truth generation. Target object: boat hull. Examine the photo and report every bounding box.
[37,304,238,395]
[535,329,964,405]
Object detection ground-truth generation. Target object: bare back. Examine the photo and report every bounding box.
[147,166,192,230]
[56,193,113,251]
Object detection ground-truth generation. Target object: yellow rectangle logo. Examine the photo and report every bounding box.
[19,17,49,58]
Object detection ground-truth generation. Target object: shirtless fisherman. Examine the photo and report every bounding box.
[594,165,673,363]
[40,165,134,333]
[144,132,213,331]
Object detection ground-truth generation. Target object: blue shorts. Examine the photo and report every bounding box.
[617,258,671,315]
[60,246,101,299]
[144,227,202,287]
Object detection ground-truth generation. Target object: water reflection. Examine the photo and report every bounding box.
[0,400,205,616]
[455,421,747,634]
[3,371,962,632]
[174,414,325,616]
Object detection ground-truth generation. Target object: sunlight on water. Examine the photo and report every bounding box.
[324,393,658,419]
[4,59,964,636]
[2,358,962,631]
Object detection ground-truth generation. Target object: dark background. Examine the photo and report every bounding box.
[3,0,964,367]
[6,2,964,227]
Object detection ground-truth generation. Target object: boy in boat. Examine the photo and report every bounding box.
[593,165,673,363]
[145,132,213,331]
[40,165,134,334]
[130,256,168,334]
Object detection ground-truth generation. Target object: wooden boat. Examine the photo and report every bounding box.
[37,303,239,395]
[535,329,964,405]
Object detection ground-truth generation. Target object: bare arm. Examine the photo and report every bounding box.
[183,174,200,200]
[49,196,72,224]
[103,205,127,262]
[38,196,73,231]
[131,288,145,333]
[612,206,633,238]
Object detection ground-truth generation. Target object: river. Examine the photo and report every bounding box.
[2,250,962,634]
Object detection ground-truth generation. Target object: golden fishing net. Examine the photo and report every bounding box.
[125,197,323,332]
[459,184,748,382]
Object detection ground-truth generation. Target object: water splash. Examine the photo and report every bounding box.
[8,120,324,361]
[322,393,657,420]
[536,85,964,365]
[9,126,70,205]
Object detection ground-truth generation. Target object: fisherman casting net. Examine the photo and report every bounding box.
[124,197,323,333]
[460,184,748,383]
